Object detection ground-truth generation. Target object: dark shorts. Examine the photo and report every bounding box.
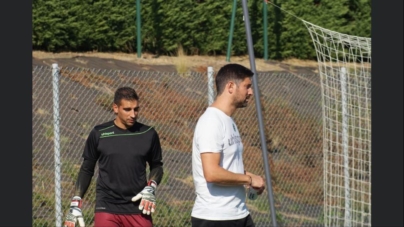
[94,212,152,227]
[191,214,255,227]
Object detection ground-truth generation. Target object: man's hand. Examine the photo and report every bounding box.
[63,196,85,227]
[250,174,266,195]
[131,180,157,215]
[245,172,266,195]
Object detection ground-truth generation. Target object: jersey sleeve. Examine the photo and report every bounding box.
[147,129,163,166]
[195,116,224,154]
[82,128,100,161]
[147,129,164,184]
[75,158,97,198]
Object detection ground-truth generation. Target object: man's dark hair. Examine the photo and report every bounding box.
[215,64,254,95]
[114,87,139,105]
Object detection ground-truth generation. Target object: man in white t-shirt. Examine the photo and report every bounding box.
[191,63,266,227]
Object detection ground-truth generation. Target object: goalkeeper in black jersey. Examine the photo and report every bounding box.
[63,87,164,227]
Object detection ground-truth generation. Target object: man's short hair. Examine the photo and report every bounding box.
[114,87,139,105]
[215,64,254,95]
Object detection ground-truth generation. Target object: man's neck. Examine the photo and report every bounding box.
[114,119,130,130]
[211,97,236,116]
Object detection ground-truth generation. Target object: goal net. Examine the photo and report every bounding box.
[303,20,371,227]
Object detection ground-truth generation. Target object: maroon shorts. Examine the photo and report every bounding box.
[94,212,152,227]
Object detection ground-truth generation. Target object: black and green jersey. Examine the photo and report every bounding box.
[81,120,163,214]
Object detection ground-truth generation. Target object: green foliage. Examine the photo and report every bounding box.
[32,0,371,59]
[279,0,349,59]
[247,198,285,224]
[153,200,193,227]
[33,219,52,227]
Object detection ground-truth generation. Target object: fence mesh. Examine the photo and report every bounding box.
[33,65,324,227]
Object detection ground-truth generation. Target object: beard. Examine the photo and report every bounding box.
[236,99,249,108]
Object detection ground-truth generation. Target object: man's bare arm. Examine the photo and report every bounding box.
[201,152,264,188]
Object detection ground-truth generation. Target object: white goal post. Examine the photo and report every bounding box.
[303,20,371,227]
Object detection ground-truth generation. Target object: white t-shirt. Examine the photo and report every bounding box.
[191,107,249,220]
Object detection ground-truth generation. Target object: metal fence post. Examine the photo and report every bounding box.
[241,0,278,225]
[207,66,215,105]
[52,63,62,227]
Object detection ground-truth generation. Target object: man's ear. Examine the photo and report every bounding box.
[227,81,235,94]
[112,103,118,114]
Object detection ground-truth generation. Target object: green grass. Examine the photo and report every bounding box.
[153,200,193,227]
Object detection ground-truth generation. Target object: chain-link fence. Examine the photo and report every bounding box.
[33,64,324,227]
